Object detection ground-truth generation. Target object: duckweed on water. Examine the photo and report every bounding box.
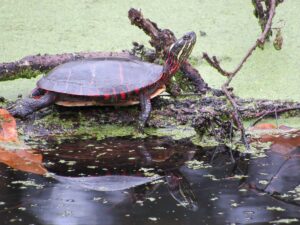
[1,1,300,101]
[11,180,44,189]
[34,111,136,140]
[0,69,43,82]
[147,126,196,140]
[185,159,212,170]
[269,219,299,224]
[266,206,286,212]
[76,124,136,140]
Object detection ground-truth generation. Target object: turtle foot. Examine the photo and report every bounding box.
[7,92,56,119]
[7,99,35,118]
[136,121,145,134]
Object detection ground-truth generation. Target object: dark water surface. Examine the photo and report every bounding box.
[0,136,299,225]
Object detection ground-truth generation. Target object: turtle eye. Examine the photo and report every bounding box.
[183,34,190,40]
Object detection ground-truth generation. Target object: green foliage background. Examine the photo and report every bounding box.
[0,0,299,101]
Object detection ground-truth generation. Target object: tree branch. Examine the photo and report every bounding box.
[128,8,209,93]
[203,0,278,152]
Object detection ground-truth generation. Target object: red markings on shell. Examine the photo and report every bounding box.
[104,94,110,100]
[120,92,126,100]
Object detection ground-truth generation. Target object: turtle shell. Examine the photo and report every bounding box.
[37,57,163,96]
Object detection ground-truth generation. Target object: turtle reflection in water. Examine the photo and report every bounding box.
[0,110,198,211]
[42,137,199,211]
[9,32,196,130]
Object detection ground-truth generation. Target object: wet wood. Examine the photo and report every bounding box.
[8,94,300,142]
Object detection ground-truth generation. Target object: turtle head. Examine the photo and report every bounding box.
[168,31,196,64]
[163,32,196,77]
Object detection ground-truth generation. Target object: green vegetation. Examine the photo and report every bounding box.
[0,1,299,145]
[0,1,299,101]
[0,69,43,81]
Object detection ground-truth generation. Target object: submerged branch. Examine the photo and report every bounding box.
[251,106,300,126]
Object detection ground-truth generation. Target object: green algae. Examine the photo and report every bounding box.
[29,104,299,149]
[34,111,136,140]
[0,69,43,81]
[0,99,8,108]
[0,1,299,101]
[76,125,136,140]
[0,0,299,144]
[146,126,196,140]
[269,218,299,224]
[171,70,196,93]
[185,159,212,170]
[191,134,220,148]
[35,110,197,141]
[0,75,42,100]
[35,111,74,130]
[25,107,198,141]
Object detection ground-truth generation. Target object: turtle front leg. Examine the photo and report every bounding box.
[8,92,57,118]
[137,92,152,132]
[31,88,46,98]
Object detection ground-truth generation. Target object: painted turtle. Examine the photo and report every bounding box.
[9,32,196,129]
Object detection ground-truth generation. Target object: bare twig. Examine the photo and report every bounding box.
[203,0,278,151]
[202,53,230,77]
[252,0,284,41]
[257,0,277,45]
[203,41,258,81]
[128,8,175,57]
[221,85,250,150]
[251,106,300,126]
[204,0,276,83]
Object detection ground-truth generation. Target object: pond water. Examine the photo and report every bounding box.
[0,135,299,225]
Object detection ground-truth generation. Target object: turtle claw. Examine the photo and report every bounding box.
[136,121,145,134]
[8,92,56,119]
[7,99,34,118]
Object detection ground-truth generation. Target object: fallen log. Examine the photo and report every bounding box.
[6,93,299,148]
[0,51,134,81]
